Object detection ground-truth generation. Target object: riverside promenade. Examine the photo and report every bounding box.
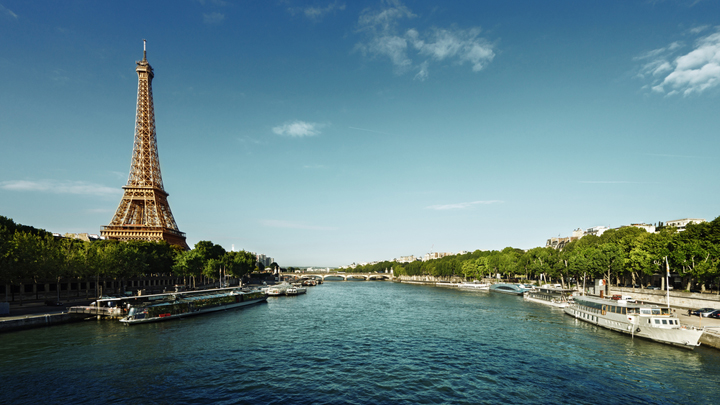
[0,297,94,333]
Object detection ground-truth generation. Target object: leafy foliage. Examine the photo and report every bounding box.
[350,217,720,290]
[0,216,272,290]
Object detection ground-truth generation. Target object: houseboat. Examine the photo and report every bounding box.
[458,282,491,291]
[489,283,530,296]
[524,286,574,308]
[119,288,267,325]
[564,295,704,349]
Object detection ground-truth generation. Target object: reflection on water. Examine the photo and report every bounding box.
[1,281,719,404]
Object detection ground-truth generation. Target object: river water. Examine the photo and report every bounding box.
[1,281,719,404]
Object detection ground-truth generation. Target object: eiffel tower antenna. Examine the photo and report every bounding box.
[101,41,188,249]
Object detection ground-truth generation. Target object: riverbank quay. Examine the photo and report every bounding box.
[610,287,720,310]
[396,278,720,351]
[607,287,720,349]
[0,298,95,333]
[0,311,80,333]
[679,314,720,349]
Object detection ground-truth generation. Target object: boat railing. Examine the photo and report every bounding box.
[68,306,124,316]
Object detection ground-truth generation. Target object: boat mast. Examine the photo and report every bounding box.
[665,256,670,309]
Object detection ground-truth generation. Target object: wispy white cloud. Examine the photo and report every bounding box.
[237,133,264,145]
[203,12,225,24]
[260,219,337,231]
[426,200,502,210]
[689,25,710,35]
[110,171,127,180]
[636,28,720,96]
[273,120,326,137]
[289,1,345,21]
[408,27,495,72]
[354,0,495,80]
[50,69,70,85]
[348,126,395,136]
[0,180,121,197]
[0,4,18,20]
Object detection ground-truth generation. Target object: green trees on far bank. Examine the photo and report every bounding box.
[350,216,720,293]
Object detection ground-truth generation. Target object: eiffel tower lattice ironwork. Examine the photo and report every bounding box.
[101,41,188,250]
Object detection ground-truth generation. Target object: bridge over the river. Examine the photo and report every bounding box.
[282,272,393,281]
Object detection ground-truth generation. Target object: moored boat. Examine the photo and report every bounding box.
[267,287,284,296]
[489,283,530,295]
[120,288,267,325]
[524,286,574,308]
[458,282,490,291]
[564,295,704,349]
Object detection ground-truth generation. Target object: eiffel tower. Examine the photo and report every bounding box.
[101,41,188,250]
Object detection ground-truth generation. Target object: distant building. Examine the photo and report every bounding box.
[62,233,106,242]
[665,218,706,232]
[422,252,453,261]
[545,236,581,250]
[396,255,417,263]
[585,226,609,237]
[629,223,656,233]
[255,254,274,267]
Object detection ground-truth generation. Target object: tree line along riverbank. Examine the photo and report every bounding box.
[3,214,720,304]
[351,215,720,294]
[0,215,275,304]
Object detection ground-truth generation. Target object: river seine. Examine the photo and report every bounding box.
[2,281,719,404]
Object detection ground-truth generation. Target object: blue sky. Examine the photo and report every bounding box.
[1,0,719,267]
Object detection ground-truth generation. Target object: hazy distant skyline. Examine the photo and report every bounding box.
[1,1,719,266]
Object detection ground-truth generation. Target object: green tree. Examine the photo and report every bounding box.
[173,249,204,288]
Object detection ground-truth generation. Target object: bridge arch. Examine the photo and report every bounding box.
[282,272,393,281]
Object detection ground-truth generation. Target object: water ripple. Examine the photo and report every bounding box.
[1,282,720,404]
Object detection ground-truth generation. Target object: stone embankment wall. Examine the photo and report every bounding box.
[395,275,465,284]
[0,313,79,333]
[609,288,720,309]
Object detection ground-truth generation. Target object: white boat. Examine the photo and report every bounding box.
[436,282,463,288]
[267,287,284,296]
[564,295,704,349]
[489,283,530,295]
[120,288,267,325]
[267,282,295,296]
[458,282,490,290]
[524,286,574,308]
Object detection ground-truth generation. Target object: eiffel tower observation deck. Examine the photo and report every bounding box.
[101,41,189,250]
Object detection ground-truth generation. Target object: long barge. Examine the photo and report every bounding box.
[524,287,574,308]
[120,288,267,325]
[564,295,704,349]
